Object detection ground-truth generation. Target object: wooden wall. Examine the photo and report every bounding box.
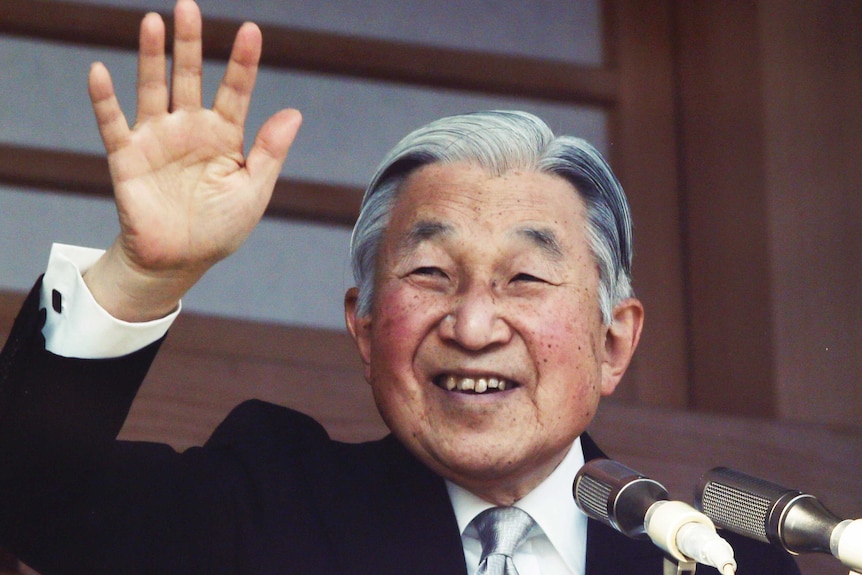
[673,0,862,427]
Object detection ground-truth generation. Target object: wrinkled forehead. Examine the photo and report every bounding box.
[391,162,584,221]
[383,162,591,253]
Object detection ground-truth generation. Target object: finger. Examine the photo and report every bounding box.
[246,109,303,207]
[136,11,168,123]
[170,0,203,110]
[213,22,262,128]
[89,62,131,155]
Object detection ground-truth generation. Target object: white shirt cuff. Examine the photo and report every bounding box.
[40,243,180,359]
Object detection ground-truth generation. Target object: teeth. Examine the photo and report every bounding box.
[440,375,510,394]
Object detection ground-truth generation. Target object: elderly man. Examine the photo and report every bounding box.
[0,2,799,574]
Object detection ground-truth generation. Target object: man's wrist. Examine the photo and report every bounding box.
[41,243,180,359]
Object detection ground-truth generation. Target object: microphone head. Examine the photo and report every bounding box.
[574,458,669,539]
[696,466,795,545]
[696,466,840,554]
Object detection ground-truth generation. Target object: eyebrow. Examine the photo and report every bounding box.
[399,220,453,252]
[515,227,565,261]
[396,220,565,261]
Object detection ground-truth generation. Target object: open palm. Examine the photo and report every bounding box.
[85,0,301,321]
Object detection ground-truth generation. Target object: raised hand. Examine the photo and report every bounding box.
[83,0,302,321]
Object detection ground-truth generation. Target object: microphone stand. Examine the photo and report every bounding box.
[663,556,697,575]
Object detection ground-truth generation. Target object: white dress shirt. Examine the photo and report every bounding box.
[447,437,588,575]
[39,243,590,574]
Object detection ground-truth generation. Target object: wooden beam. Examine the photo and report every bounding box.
[0,144,362,226]
[673,2,777,418]
[0,0,618,106]
[602,0,688,408]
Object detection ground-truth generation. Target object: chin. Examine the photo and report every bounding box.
[425,440,532,479]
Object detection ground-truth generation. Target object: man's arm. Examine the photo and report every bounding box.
[0,2,303,569]
[0,281,225,574]
[2,0,302,445]
[1,0,303,427]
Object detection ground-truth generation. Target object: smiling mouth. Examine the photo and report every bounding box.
[433,375,512,394]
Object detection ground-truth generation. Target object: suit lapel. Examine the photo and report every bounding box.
[306,434,467,575]
[378,435,469,575]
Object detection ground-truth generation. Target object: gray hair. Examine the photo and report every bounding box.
[349,110,634,325]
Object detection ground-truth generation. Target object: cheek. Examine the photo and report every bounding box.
[367,287,439,437]
[527,305,605,412]
[370,284,440,371]
[529,304,599,368]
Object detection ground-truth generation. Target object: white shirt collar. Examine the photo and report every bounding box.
[446,436,588,574]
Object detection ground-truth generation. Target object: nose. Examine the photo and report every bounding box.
[439,283,512,350]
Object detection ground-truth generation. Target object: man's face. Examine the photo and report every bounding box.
[346,162,642,504]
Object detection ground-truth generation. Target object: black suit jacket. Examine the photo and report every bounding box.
[0,281,800,575]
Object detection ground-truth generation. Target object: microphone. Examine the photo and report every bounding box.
[574,458,738,574]
[696,467,862,572]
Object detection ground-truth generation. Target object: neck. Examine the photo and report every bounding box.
[448,448,573,506]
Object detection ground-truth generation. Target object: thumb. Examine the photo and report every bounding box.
[246,108,303,191]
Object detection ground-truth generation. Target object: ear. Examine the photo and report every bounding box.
[599,297,644,396]
[344,287,373,382]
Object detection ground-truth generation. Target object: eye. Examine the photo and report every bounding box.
[405,266,452,291]
[511,272,546,283]
[405,266,452,287]
[412,266,448,278]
